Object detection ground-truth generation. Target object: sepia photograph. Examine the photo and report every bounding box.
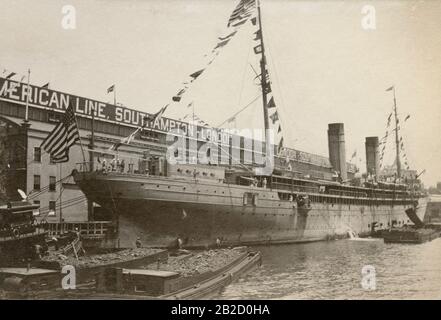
[0,0,440,306]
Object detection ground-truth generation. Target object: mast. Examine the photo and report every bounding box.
[256,0,271,159]
[392,87,401,179]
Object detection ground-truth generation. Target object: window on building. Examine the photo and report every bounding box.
[48,112,61,123]
[33,200,40,205]
[49,201,56,216]
[49,176,56,191]
[34,147,41,162]
[33,175,41,191]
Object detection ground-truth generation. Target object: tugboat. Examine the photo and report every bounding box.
[0,199,48,266]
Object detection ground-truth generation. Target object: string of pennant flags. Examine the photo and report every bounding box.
[379,86,411,170]
[219,0,284,155]
[169,0,257,106]
[249,3,284,155]
[153,0,285,155]
[106,0,258,152]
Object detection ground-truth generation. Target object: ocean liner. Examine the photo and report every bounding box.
[73,0,427,248]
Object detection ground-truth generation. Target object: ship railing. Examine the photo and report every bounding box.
[76,161,152,176]
[47,221,114,238]
[328,189,368,198]
[271,181,318,193]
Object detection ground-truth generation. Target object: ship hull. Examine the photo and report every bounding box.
[74,171,428,248]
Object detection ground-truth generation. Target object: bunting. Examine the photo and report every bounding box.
[269,111,279,124]
[5,72,16,79]
[227,0,255,27]
[109,105,168,151]
[109,126,142,151]
[267,97,276,109]
[254,30,262,41]
[218,30,237,41]
[246,1,284,155]
[172,88,187,102]
[214,39,231,50]
[164,0,257,114]
[190,69,205,79]
[387,113,392,127]
[278,137,284,154]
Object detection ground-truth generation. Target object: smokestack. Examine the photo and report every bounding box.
[365,136,379,179]
[327,123,347,181]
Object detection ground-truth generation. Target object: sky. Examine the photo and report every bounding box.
[0,0,440,187]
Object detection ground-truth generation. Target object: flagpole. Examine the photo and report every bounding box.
[59,163,63,224]
[90,106,95,171]
[114,86,116,106]
[25,68,30,122]
[87,106,95,221]
[70,101,87,165]
[257,0,272,166]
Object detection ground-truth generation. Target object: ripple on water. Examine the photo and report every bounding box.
[217,238,441,300]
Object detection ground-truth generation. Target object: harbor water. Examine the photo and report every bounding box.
[217,238,441,300]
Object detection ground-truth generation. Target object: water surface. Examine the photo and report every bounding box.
[217,238,441,299]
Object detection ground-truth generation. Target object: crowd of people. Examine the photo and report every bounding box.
[99,157,126,173]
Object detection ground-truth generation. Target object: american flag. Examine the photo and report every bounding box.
[41,102,80,163]
[227,0,255,27]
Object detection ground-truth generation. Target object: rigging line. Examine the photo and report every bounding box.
[216,94,261,128]
[249,63,260,81]
[264,27,290,136]
[237,35,254,111]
